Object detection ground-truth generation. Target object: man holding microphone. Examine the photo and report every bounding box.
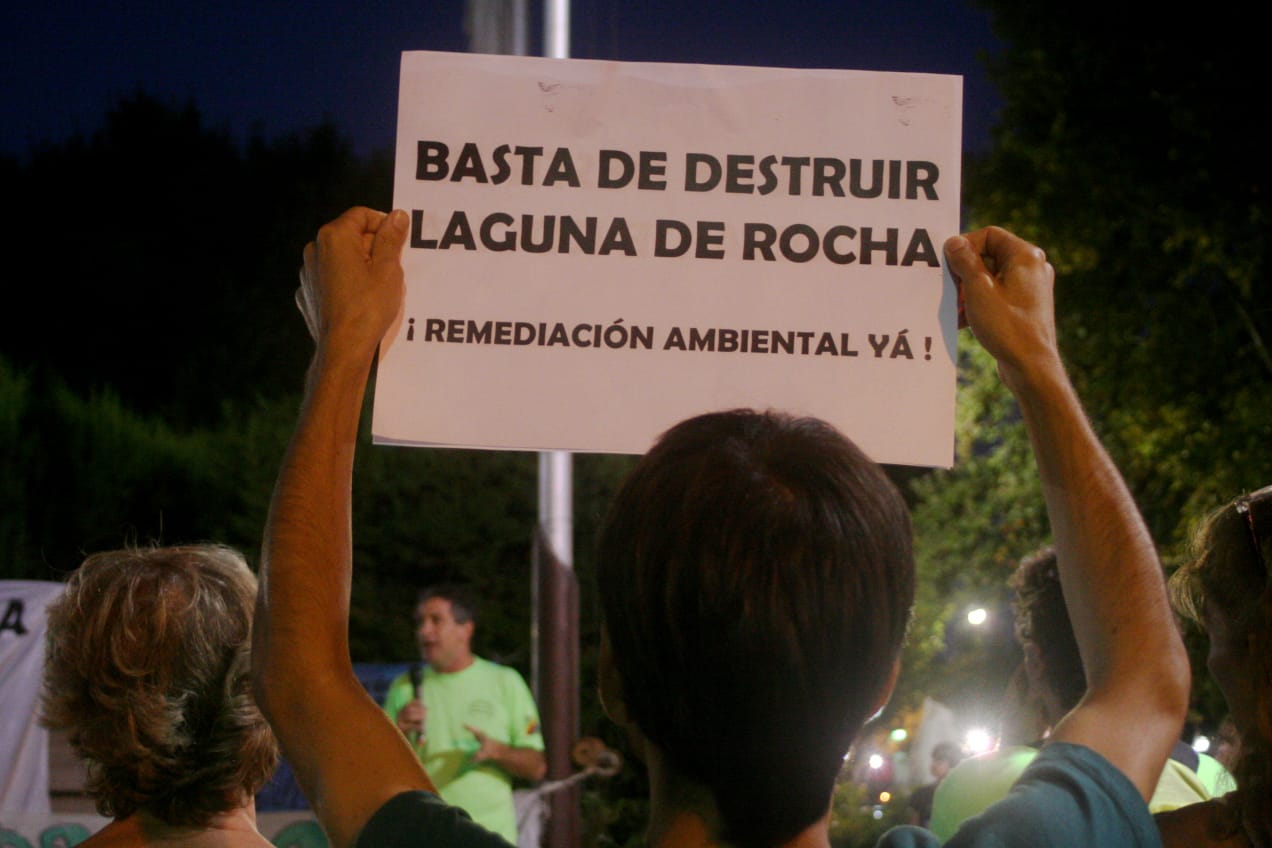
[382,584,545,843]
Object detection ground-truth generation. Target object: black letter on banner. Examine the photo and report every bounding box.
[849,160,883,198]
[696,222,726,259]
[685,154,722,192]
[860,227,898,265]
[902,230,940,267]
[823,226,857,265]
[743,223,776,261]
[655,220,692,257]
[813,158,846,197]
[600,219,637,256]
[560,217,597,253]
[545,148,581,187]
[639,152,668,190]
[780,224,820,263]
[514,146,544,184]
[411,210,437,249]
[416,141,449,180]
[726,155,755,194]
[492,145,512,184]
[0,600,28,635]
[907,161,939,199]
[521,215,555,253]
[480,213,516,251]
[451,143,488,182]
[599,150,634,188]
[439,211,476,251]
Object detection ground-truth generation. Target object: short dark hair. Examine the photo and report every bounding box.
[597,410,914,848]
[1011,547,1086,713]
[41,545,279,826]
[931,741,963,767]
[417,583,478,625]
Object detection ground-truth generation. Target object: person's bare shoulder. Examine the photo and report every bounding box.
[1156,798,1249,848]
[79,810,274,848]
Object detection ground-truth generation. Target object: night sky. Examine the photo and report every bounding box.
[3,1,1002,161]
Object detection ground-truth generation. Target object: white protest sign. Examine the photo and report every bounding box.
[375,50,961,466]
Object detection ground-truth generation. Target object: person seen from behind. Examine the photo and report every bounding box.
[41,545,279,847]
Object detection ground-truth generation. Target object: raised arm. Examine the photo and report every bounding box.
[945,227,1189,800]
[252,208,437,848]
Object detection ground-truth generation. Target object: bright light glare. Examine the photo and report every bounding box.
[1193,735,1212,753]
[868,753,885,770]
[890,728,908,742]
[965,727,994,755]
[872,808,884,820]
[967,607,988,626]
[879,791,892,803]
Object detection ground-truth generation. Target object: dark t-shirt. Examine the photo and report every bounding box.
[907,781,938,827]
[355,790,513,848]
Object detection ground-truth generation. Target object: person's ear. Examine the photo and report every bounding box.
[868,657,903,720]
[1022,642,1046,688]
[598,628,630,726]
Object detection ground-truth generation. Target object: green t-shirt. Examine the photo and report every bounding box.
[383,657,543,843]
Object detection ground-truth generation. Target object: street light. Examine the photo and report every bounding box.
[967,607,988,626]
[964,727,994,755]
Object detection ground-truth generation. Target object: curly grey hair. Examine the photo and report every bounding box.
[41,544,279,825]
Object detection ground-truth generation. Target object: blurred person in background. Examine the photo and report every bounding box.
[1158,485,1272,848]
[931,548,1229,841]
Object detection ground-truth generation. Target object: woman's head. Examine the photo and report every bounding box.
[1171,485,1272,835]
[41,545,279,825]
[1172,485,1272,739]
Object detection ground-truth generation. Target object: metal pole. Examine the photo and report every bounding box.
[544,0,571,59]
[538,451,573,569]
[538,8,578,848]
[464,0,528,56]
[463,5,577,845]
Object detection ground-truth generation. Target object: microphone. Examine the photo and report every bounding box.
[407,663,424,745]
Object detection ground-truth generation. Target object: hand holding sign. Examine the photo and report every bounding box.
[298,207,409,360]
[943,228,1059,389]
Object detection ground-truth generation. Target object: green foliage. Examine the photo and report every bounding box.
[888,344,1041,716]
[956,4,1272,726]
[582,760,651,848]
[0,360,33,572]
[3,93,390,428]
[346,414,538,664]
[0,355,243,578]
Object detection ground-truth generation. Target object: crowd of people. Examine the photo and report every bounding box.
[36,208,1272,848]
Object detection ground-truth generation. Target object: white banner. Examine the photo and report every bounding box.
[376,51,961,466]
[0,581,63,814]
